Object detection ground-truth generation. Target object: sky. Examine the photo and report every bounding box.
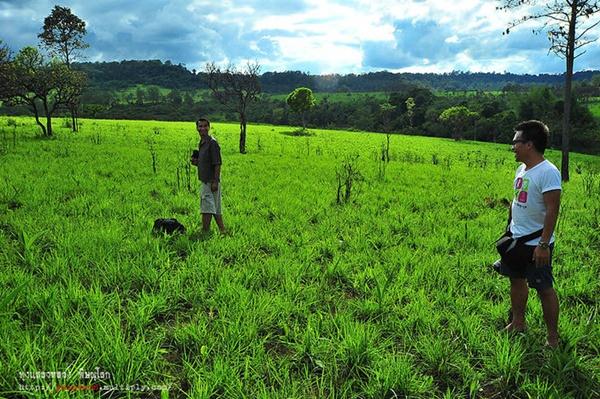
[1,0,599,75]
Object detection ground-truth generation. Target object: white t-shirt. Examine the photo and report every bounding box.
[509,159,561,245]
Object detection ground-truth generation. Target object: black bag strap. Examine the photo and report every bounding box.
[506,216,544,243]
[513,228,544,244]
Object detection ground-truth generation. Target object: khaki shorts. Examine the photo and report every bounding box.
[200,182,221,215]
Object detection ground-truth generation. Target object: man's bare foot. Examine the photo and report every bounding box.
[504,322,526,334]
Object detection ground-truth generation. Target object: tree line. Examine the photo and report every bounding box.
[5,79,596,152]
[71,60,600,93]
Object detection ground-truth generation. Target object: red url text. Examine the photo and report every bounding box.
[55,385,100,391]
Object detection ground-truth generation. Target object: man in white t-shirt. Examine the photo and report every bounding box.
[497,120,562,348]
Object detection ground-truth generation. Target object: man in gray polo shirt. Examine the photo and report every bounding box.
[191,117,225,234]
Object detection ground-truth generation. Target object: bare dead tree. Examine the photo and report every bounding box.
[205,62,261,154]
[498,0,600,182]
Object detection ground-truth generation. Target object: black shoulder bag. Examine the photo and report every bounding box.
[495,226,543,265]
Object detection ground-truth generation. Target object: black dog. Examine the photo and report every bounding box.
[153,218,186,235]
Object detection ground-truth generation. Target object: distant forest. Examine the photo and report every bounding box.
[2,59,599,153]
[73,59,600,92]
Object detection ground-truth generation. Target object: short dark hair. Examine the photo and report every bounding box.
[196,117,210,127]
[515,120,549,154]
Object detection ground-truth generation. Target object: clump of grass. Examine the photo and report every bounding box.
[485,336,525,392]
[369,354,433,398]
[582,170,599,196]
[336,321,380,385]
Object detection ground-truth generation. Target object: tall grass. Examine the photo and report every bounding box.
[0,116,598,398]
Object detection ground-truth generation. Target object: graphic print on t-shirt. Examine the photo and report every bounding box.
[515,177,529,204]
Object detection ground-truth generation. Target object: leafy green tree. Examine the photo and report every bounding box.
[136,87,145,105]
[379,102,395,132]
[38,5,88,67]
[498,0,600,181]
[389,86,434,128]
[518,86,559,125]
[167,89,182,105]
[439,106,479,140]
[147,86,161,104]
[405,97,416,128]
[286,87,316,130]
[183,92,194,107]
[38,5,88,132]
[592,74,600,93]
[5,46,85,137]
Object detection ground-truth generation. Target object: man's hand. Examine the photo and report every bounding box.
[211,182,219,192]
[532,246,550,267]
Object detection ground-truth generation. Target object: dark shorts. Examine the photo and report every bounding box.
[495,244,554,291]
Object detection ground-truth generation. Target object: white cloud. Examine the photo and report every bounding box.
[269,35,363,74]
[0,0,597,74]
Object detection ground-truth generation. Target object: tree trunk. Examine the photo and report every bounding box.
[302,111,306,130]
[70,105,78,132]
[239,112,247,154]
[31,102,47,137]
[561,2,577,182]
[43,98,52,137]
[46,113,53,137]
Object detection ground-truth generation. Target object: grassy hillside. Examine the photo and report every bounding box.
[0,117,599,398]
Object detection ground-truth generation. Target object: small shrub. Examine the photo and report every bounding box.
[336,154,363,204]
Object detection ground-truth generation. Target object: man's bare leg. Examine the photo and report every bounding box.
[214,214,226,234]
[202,213,212,232]
[506,277,528,332]
[538,287,559,347]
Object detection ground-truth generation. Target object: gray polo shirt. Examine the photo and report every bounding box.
[197,135,222,183]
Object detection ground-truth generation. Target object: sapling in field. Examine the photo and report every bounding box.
[146,136,157,174]
[175,148,194,193]
[377,143,387,181]
[336,154,364,204]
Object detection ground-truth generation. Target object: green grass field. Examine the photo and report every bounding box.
[0,117,599,398]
